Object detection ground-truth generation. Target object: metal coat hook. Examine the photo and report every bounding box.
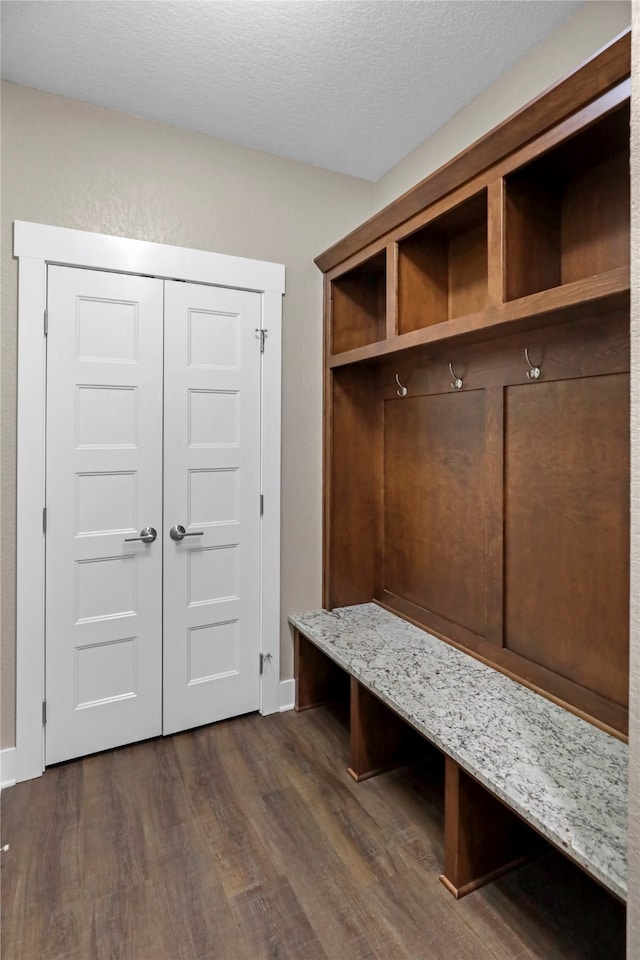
[395,373,408,397]
[525,347,541,381]
[449,363,464,390]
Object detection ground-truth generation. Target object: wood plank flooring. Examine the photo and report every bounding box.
[1,706,625,960]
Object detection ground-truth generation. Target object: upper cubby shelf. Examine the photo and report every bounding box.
[327,267,629,369]
[331,250,386,355]
[504,102,630,301]
[397,190,488,334]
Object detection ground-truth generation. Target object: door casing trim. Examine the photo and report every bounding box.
[14,220,285,782]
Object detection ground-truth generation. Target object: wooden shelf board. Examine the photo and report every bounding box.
[328,267,629,368]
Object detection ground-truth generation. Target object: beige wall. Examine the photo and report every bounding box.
[628,2,639,955]
[373,1,631,212]
[0,82,374,747]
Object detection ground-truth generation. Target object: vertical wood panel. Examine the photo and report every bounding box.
[485,388,504,646]
[487,179,505,306]
[322,274,334,611]
[504,375,630,706]
[386,243,397,339]
[384,390,488,637]
[328,368,383,609]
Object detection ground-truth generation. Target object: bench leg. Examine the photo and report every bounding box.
[440,757,545,898]
[294,629,350,711]
[348,678,428,782]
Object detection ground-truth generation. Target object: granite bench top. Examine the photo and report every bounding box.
[288,603,627,901]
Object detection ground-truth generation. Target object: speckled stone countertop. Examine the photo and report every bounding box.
[288,603,627,901]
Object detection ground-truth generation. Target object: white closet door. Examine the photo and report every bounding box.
[162,281,262,735]
[45,267,163,764]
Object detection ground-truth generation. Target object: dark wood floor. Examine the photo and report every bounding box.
[1,706,625,960]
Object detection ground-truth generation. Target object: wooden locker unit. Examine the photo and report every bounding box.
[317,32,631,737]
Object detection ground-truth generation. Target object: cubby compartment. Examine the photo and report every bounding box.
[326,365,383,609]
[331,250,386,354]
[505,103,630,301]
[397,191,488,334]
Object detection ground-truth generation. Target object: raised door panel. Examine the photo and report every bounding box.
[383,390,489,642]
[504,375,630,707]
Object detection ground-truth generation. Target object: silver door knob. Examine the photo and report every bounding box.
[170,524,204,542]
[124,526,157,543]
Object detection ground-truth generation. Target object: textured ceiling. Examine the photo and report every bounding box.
[1,0,584,181]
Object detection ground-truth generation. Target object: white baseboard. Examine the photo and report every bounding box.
[0,748,17,789]
[279,679,295,712]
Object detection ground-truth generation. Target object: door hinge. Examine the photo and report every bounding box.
[260,652,272,675]
[255,328,267,353]
[42,700,47,725]
[260,494,264,516]
[42,506,47,534]
[44,309,48,336]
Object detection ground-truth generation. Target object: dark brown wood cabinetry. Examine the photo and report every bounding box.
[397,190,489,331]
[317,31,631,737]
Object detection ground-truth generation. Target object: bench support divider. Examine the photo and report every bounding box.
[294,630,350,711]
[348,678,428,781]
[440,756,546,898]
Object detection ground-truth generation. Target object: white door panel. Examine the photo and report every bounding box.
[45,266,163,764]
[162,281,262,734]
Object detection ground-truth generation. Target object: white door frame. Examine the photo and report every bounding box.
[14,220,284,783]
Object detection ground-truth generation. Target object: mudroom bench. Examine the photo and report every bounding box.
[289,603,627,902]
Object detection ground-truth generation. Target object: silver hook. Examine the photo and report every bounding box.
[525,347,541,381]
[395,373,408,398]
[449,363,464,390]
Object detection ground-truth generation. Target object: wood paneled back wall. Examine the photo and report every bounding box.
[319,33,631,737]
